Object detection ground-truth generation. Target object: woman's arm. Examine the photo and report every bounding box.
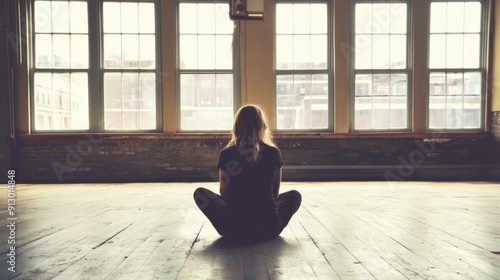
[273,168,282,200]
[219,169,229,201]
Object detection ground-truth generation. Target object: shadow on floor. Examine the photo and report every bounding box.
[192,236,301,278]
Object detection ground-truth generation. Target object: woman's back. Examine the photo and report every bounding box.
[217,143,282,239]
[193,105,301,241]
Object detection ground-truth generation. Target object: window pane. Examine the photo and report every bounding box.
[293,35,311,69]
[179,3,198,34]
[372,35,389,69]
[390,35,406,69]
[355,3,407,71]
[463,34,480,68]
[53,35,70,68]
[311,4,327,34]
[276,4,293,34]
[140,73,156,129]
[198,35,216,69]
[179,35,198,69]
[104,34,122,68]
[35,1,90,71]
[276,3,328,71]
[390,3,407,34]
[276,74,328,130]
[216,35,233,69]
[34,1,52,33]
[293,4,311,34]
[35,34,53,68]
[34,73,89,130]
[198,4,216,34]
[311,35,327,69]
[430,72,446,96]
[429,72,481,129]
[464,2,482,32]
[122,35,139,69]
[430,2,447,33]
[140,35,156,69]
[429,34,446,69]
[354,73,407,130]
[121,3,139,33]
[103,2,121,33]
[180,74,233,131]
[446,2,464,33]
[70,2,88,33]
[355,35,372,69]
[139,3,155,33]
[355,4,372,34]
[215,4,233,33]
[276,35,293,70]
[71,35,88,68]
[52,1,69,33]
[104,73,156,130]
[430,1,482,70]
[390,74,407,129]
[446,34,464,69]
[372,4,390,34]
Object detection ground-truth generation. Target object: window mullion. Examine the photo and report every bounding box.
[88,0,101,132]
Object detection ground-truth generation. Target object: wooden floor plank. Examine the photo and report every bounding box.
[0,181,499,280]
[287,219,341,280]
[345,183,500,278]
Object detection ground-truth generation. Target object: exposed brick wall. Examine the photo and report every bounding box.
[492,111,500,143]
[491,111,500,175]
[13,133,498,183]
[14,134,229,183]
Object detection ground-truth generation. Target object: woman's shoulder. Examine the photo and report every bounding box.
[219,144,239,157]
[220,144,238,152]
[261,143,281,155]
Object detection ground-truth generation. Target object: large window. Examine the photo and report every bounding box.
[33,1,89,130]
[428,1,484,130]
[32,0,159,132]
[178,2,236,131]
[102,2,157,130]
[275,1,330,130]
[353,2,409,131]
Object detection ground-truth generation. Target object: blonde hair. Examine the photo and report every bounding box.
[227,105,276,165]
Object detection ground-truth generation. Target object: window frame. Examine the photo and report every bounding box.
[175,0,240,133]
[426,0,488,132]
[349,0,412,132]
[274,0,333,132]
[30,0,162,133]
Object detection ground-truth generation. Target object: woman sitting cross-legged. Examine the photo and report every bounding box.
[193,104,302,242]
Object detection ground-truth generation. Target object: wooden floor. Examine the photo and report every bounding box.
[0,181,499,280]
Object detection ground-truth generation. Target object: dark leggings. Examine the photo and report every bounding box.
[193,187,302,239]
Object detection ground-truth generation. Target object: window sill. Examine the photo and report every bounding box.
[17,131,492,140]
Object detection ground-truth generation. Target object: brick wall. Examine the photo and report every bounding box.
[13,133,498,183]
[490,111,500,180]
[492,111,500,143]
